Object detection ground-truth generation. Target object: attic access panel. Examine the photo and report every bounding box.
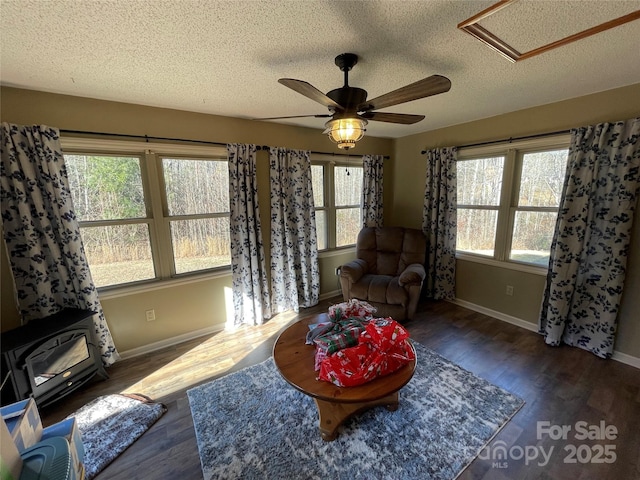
[458,0,640,62]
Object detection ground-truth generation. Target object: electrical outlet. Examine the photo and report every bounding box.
[335,266,342,276]
[506,285,514,296]
[145,309,156,322]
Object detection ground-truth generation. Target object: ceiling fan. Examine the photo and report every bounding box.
[262,53,452,150]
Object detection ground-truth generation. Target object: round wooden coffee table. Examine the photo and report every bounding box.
[273,314,416,441]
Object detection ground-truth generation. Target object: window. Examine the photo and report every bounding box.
[161,157,230,274]
[65,154,155,287]
[311,158,363,250]
[63,138,230,289]
[456,135,569,270]
[457,156,504,257]
[311,164,327,250]
[510,150,567,265]
[335,165,363,247]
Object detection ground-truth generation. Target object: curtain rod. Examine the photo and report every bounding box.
[59,129,389,159]
[420,129,570,154]
[59,128,266,149]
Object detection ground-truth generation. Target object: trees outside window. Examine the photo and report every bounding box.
[65,154,155,287]
[510,150,567,266]
[335,165,363,247]
[457,156,504,257]
[311,164,326,250]
[161,158,230,274]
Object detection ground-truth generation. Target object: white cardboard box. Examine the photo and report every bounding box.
[0,398,42,453]
[1,419,23,480]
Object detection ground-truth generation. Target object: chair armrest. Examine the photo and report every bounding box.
[398,263,426,287]
[340,259,368,283]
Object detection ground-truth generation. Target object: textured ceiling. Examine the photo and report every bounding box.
[1,0,639,139]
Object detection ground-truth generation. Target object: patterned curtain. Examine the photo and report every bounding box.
[0,123,119,366]
[539,117,640,359]
[269,148,319,312]
[361,154,384,227]
[227,144,271,326]
[422,147,457,300]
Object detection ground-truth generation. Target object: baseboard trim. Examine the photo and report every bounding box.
[119,324,225,360]
[450,298,538,333]
[611,351,640,369]
[449,299,640,370]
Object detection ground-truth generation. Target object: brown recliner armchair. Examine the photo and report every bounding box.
[339,227,427,321]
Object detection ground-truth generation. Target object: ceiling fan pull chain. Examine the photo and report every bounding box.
[346,152,350,176]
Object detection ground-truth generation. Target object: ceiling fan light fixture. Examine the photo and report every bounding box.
[275,53,450,146]
[323,117,367,150]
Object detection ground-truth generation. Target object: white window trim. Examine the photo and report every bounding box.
[97,268,231,300]
[456,133,570,275]
[455,252,549,275]
[318,246,356,259]
[61,137,227,157]
[457,134,570,159]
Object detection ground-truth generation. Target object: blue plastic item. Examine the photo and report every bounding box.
[19,437,72,480]
[41,418,84,464]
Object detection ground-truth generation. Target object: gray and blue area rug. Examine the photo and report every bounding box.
[187,342,524,480]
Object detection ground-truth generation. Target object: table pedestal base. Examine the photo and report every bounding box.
[314,391,400,441]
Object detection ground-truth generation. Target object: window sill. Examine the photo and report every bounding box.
[318,246,356,258]
[455,252,548,276]
[97,267,231,300]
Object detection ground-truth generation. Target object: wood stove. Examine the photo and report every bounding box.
[1,309,108,408]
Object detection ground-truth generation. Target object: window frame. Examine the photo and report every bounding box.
[61,137,230,295]
[311,154,363,251]
[456,134,570,275]
[63,148,159,288]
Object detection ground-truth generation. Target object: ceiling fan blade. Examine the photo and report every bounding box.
[359,75,451,112]
[278,78,344,110]
[255,114,332,121]
[359,112,425,125]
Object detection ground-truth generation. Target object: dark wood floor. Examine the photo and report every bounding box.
[41,297,640,480]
